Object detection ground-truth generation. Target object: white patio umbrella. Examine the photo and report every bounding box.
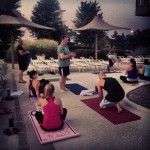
[76,15,131,60]
[0,10,55,69]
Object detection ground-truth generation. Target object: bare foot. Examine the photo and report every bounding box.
[65,88,70,91]
[116,103,122,113]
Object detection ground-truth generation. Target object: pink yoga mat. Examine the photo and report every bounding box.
[28,111,80,144]
[81,97,141,124]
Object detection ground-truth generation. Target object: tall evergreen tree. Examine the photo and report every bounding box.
[73,1,107,48]
[30,0,67,41]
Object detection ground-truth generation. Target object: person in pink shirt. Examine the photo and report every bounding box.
[35,83,67,131]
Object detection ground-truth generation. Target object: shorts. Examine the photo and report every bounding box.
[59,66,70,76]
[109,59,114,67]
[99,98,117,109]
[18,61,27,71]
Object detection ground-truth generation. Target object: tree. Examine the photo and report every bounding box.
[110,31,126,49]
[73,1,107,49]
[0,0,23,59]
[30,0,67,41]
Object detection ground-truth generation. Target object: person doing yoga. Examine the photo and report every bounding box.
[120,58,138,84]
[35,83,67,131]
[96,72,125,113]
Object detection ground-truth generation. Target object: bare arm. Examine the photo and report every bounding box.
[97,81,103,100]
[141,65,145,74]
[33,80,40,98]
[59,52,76,59]
[54,97,64,115]
[18,49,29,56]
[26,80,31,96]
[125,65,130,75]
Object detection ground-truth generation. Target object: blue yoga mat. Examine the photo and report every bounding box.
[65,83,88,95]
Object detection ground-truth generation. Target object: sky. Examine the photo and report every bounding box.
[18,0,150,38]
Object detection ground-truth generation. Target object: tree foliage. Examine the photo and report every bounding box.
[30,0,67,41]
[0,0,23,58]
[110,29,150,51]
[73,1,107,49]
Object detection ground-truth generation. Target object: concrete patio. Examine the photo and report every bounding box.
[0,64,150,150]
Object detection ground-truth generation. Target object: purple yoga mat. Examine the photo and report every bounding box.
[81,97,141,124]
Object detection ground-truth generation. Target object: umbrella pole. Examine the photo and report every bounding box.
[10,30,14,69]
[95,34,98,60]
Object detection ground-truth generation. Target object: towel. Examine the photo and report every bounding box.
[80,89,95,96]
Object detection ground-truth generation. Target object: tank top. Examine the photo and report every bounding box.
[42,96,62,129]
[127,67,138,79]
[144,65,150,77]
[103,78,125,102]
[29,80,37,97]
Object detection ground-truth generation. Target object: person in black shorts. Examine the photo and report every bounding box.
[16,39,30,83]
[57,35,76,92]
[96,72,125,113]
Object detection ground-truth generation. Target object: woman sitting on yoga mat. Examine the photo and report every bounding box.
[138,59,150,80]
[35,83,67,131]
[96,72,125,113]
[26,70,49,99]
[120,58,138,84]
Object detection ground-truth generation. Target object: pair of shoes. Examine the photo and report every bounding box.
[19,80,26,83]
[3,127,19,136]
[0,107,13,114]
[5,96,14,101]
[3,128,12,136]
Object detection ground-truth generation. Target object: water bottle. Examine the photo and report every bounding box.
[9,114,14,128]
[7,88,11,98]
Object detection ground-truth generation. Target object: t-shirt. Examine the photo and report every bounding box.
[57,44,70,67]
[16,45,25,62]
[103,77,125,102]
[144,65,150,77]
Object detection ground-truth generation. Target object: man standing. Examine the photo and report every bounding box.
[57,35,76,92]
[16,39,30,83]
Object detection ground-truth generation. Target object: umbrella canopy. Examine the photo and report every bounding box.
[0,10,55,69]
[0,10,55,30]
[76,15,130,31]
[76,15,131,59]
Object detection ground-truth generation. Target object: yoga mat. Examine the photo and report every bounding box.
[81,97,141,124]
[65,83,88,95]
[28,111,80,144]
[93,70,122,74]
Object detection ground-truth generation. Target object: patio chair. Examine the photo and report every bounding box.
[31,60,49,74]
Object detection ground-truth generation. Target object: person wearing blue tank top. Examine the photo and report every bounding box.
[96,72,125,113]
[120,58,138,83]
[138,59,150,80]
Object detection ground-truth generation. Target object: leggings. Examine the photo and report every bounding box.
[138,73,150,80]
[120,76,138,84]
